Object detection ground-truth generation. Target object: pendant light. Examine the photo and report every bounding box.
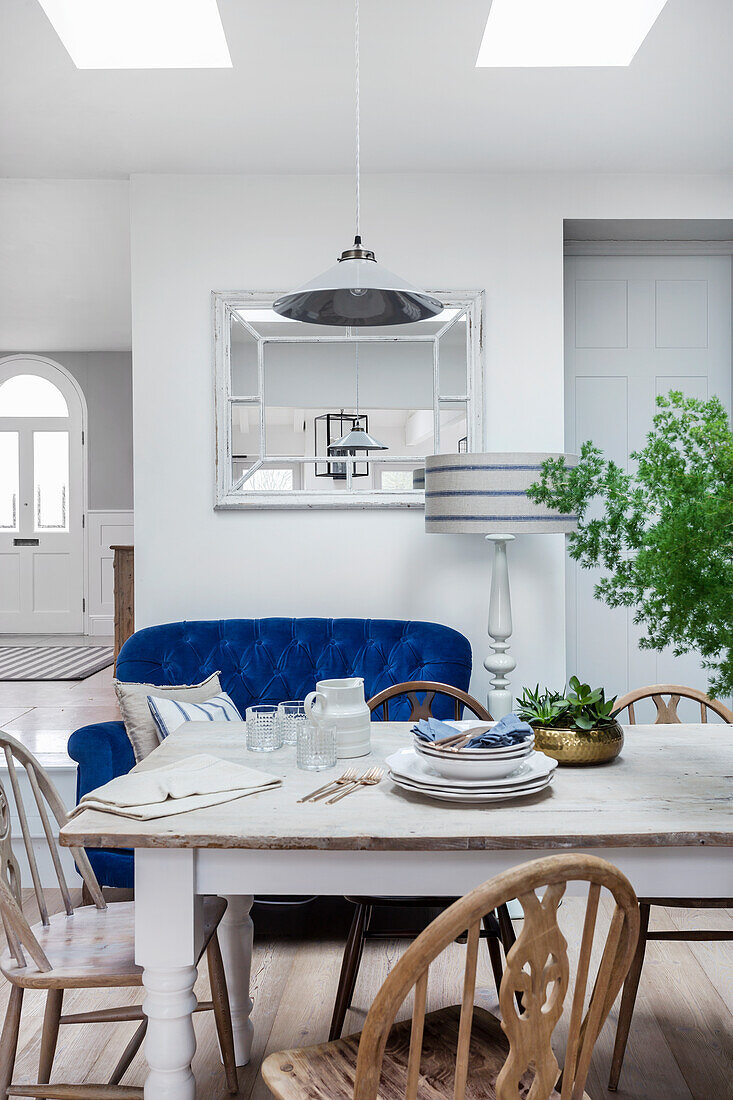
[273,0,443,327]
[329,331,388,451]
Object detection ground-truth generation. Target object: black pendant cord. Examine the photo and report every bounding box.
[354,0,360,244]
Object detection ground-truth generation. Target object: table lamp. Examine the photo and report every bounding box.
[424,452,578,718]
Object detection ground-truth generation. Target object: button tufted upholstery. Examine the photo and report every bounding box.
[68,617,472,889]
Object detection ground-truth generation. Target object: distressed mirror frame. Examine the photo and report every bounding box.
[213,289,485,510]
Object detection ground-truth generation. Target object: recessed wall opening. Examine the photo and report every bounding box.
[564,218,733,721]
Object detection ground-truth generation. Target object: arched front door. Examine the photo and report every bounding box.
[0,357,86,633]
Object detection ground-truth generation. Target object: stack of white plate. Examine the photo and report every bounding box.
[413,733,534,781]
[386,745,556,803]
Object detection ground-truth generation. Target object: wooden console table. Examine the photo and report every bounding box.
[111,544,134,661]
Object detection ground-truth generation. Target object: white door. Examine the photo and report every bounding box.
[0,357,85,634]
[565,254,732,703]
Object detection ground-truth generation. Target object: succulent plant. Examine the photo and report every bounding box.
[516,677,618,734]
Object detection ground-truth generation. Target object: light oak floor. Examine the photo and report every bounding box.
[0,670,730,1099]
[0,662,120,763]
[1,891,730,1100]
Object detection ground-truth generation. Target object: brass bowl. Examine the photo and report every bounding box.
[532,721,624,766]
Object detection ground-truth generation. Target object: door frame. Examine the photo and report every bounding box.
[0,354,89,635]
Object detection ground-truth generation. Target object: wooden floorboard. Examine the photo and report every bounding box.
[1,887,730,1099]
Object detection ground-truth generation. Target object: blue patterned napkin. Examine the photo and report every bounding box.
[412,714,533,748]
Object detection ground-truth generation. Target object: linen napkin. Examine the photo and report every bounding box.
[412,713,533,748]
[69,754,281,820]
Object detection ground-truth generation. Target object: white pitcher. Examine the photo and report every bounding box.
[304,677,371,759]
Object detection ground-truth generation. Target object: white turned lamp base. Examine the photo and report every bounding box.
[484,534,516,720]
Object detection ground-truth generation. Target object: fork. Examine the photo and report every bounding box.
[298,768,357,803]
[326,767,384,804]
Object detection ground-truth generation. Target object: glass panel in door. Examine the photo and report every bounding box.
[0,432,19,531]
[34,431,69,532]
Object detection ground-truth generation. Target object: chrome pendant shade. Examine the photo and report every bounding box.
[273,237,444,327]
[273,0,442,328]
[329,425,388,452]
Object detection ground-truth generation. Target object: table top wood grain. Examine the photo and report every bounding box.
[59,722,733,852]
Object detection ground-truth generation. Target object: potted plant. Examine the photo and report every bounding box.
[516,677,623,765]
[526,391,733,698]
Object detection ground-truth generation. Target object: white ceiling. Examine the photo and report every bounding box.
[1,0,732,177]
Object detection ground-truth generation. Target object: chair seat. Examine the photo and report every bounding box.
[1,896,226,990]
[262,1004,587,1100]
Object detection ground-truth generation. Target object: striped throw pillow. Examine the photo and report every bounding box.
[147,692,244,741]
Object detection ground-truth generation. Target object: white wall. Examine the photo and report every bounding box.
[130,171,733,702]
[0,180,131,351]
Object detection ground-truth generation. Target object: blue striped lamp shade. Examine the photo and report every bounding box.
[424,452,578,534]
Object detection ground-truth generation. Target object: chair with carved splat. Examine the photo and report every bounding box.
[608,683,733,1090]
[263,853,640,1100]
[0,730,238,1099]
[613,683,733,725]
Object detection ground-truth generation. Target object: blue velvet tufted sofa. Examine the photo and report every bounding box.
[68,617,472,889]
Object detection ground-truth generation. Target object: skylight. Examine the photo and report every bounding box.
[476,0,669,68]
[37,0,232,69]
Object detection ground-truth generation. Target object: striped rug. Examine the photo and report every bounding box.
[0,645,114,681]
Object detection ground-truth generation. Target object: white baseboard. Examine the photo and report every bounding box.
[88,615,114,637]
[86,509,133,635]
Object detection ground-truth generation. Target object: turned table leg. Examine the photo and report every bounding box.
[136,849,203,1100]
[219,895,255,1065]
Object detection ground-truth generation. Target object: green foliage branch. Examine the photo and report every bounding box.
[527,392,733,697]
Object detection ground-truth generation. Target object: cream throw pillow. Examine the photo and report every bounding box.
[115,671,223,762]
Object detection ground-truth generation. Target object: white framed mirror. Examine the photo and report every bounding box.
[213,289,484,509]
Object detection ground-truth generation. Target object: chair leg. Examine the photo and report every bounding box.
[497,902,525,1012]
[0,986,23,1100]
[108,1019,147,1086]
[609,901,651,1091]
[38,988,63,1096]
[329,902,372,1042]
[482,914,504,998]
[496,902,516,952]
[80,883,93,907]
[207,932,239,1094]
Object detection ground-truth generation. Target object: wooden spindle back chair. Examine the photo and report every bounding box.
[329,683,494,1042]
[368,681,492,722]
[0,732,106,955]
[0,728,237,1099]
[613,683,733,725]
[263,854,640,1100]
[608,682,733,1089]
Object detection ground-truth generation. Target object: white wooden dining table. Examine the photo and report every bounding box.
[60,722,733,1100]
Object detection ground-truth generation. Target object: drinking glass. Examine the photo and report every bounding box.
[297,720,337,771]
[246,705,282,752]
[277,700,306,746]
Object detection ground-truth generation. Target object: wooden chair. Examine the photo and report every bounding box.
[263,853,640,1100]
[613,683,733,725]
[368,681,492,723]
[609,683,733,1090]
[329,683,509,1042]
[0,730,238,1099]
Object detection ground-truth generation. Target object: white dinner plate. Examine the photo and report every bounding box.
[388,771,554,804]
[387,748,556,790]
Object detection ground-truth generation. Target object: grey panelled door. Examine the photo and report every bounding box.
[564,254,732,713]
